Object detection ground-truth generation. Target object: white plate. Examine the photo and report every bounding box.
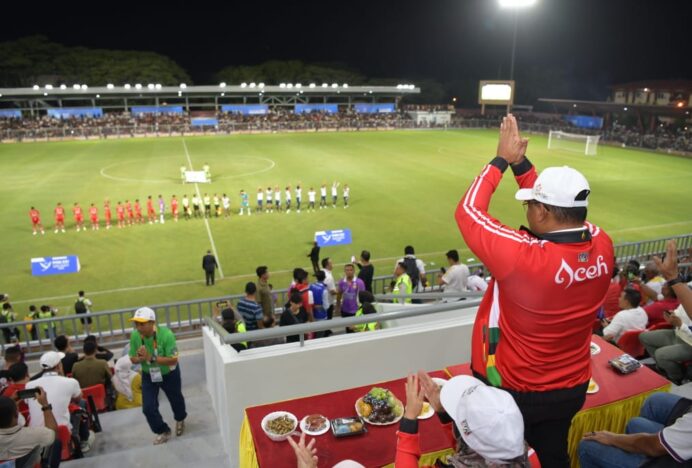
[418,402,435,420]
[355,397,404,426]
[261,411,298,441]
[432,377,448,388]
[300,415,330,436]
[587,379,599,394]
[590,342,601,356]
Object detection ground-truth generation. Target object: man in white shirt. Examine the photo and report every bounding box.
[295,185,302,213]
[182,194,191,220]
[274,186,281,212]
[343,184,350,208]
[26,351,94,452]
[321,257,337,322]
[467,268,489,292]
[602,288,647,343]
[285,186,292,213]
[319,184,327,209]
[437,249,470,299]
[331,182,339,208]
[256,188,264,213]
[265,187,274,213]
[222,193,231,218]
[307,188,316,212]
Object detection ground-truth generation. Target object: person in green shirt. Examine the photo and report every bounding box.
[128,307,187,445]
[353,291,380,333]
[393,262,413,304]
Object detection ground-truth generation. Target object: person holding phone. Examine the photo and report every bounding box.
[0,387,58,468]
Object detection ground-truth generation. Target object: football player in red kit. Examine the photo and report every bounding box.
[72,203,84,232]
[134,199,143,224]
[171,195,179,222]
[146,195,156,224]
[116,202,126,228]
[54,203,66,233]
[103,200,112,229]
[89,203,99,230]
[29,207,45,235]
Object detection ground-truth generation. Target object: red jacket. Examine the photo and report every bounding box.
[455,158,614,392]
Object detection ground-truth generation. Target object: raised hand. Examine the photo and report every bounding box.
[418,370,443,413]
[403,373,426,420]
[496,114,529,165]
[287,432,318,468]
[653,240,679,281]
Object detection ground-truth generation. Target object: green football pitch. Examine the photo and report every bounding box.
[1,129,691,314]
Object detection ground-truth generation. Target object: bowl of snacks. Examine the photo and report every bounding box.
[261,411,298,441]
[300,414,330,436]
[355,387,403,425]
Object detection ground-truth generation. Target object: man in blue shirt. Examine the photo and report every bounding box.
[236,282,264,333]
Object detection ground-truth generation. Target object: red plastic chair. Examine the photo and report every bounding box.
[81,384,107,412]
[648,322,673,331]
[58,425,74,461]
[616,330,645,358]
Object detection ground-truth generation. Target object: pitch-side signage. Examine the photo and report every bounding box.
[31,256,81,276]
[315,229,352,247]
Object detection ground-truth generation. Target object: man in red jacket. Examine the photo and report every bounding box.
[455,115,614,467]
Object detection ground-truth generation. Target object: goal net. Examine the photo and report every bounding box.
[548,130,601,156]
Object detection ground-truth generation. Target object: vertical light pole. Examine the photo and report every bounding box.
[499,0,537,81]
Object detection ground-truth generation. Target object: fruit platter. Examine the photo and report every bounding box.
[355,387,404,425]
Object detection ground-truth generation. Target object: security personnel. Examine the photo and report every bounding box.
[37,305,56,341]
[392,262,413,304]
[353,291,379,332]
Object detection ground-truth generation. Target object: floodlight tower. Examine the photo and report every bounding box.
[499,0,537,81]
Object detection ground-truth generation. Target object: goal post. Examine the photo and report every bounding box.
[548,130,601,156]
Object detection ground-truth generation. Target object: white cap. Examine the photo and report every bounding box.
[332,462,366,468]
[515,166,590,208]
[40,351,65,369]
[129,307,156,323]
[440,375,525,461]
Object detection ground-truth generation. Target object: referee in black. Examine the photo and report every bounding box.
[202,250,218,286]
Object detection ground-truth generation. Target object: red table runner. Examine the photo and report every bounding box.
[246,370,450,467]
[445,335,670,411]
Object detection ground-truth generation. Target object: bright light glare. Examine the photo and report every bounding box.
[499,0,537,7]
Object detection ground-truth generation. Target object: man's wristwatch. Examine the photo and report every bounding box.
[41,404,52,411]
[666,277,684,287]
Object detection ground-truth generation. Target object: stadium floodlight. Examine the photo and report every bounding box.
[499,0,537,7]
[295,83,302,88]
[258,82,265,88]
[43,92,48,96]
[219,82,227,87]
[96,94,100,98]
[221,92,225,96]
[369,90,373,94]
[624,107,628,111]
[179,83,187,89]
[124,84,131,89]
[279,83,286,88]
[73,84,81,90]
[155,83,162,90]
[241,82,247,88]
[322,83,328,88]
[106,83,114,89]
[309,83,316,88]
[147,84,155,90]
[135,84,142,90]
[249,82,256,88]
[343,83,348,88]
[178,91,182,97]
[60,84,67,90]
[287,83,294,88]
[81,84,88,90]
[45,84,53,90]
[331,83,338,88]
[32,85,39,90]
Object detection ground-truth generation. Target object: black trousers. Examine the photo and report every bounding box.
[474,370,587,468]
[205,269,215,285]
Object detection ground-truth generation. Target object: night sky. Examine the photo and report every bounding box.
[2,0,690,99]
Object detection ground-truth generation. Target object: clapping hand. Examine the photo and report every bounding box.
[137,345,150,362]
[654,240,679,281]
[418,371,443,413]
[287,432,318,468]
[403,373,426,420]
[496,114,529,165]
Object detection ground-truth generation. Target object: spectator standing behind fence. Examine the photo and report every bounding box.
[128,307,187,445]
[202,250,218,286]
[356,250,374,293]
[37,306,57,341]
[256,266,274,319]
[1,303,18,344]
[436,249,470,299]
[336,264,365,319]
[455,114,614,467]
[236,282,265,333]
[307,241,321,275]
[74,290,93,335]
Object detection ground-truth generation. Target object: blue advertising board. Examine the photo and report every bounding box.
[563,115,604,129]
[221,104,269,115]
[354,103,396,114]
[31,256,81,276]
[314,229,352,247]
[191,118,219,126]
[294,104,338,114]
[47,107,103,119]
[130,106,184,115]
[0,109,22,118]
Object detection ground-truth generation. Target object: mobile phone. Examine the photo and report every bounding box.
[17,388,40,399]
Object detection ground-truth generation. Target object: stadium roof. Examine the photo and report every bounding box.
[609,80,692,92]
[538,98,691,117]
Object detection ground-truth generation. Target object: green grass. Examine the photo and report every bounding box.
[1,129,691,315]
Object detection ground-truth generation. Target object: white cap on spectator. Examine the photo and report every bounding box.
[129,307,156,323]
[515,166,590,208]
[332,462,366,468]
[40,351,65,369]
[440,375,525,461]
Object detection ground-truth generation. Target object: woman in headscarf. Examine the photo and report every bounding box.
[113,355,142,410]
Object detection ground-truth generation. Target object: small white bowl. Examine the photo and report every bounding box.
[261,411,298,441]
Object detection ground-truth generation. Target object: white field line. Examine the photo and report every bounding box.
[182,139,225,279]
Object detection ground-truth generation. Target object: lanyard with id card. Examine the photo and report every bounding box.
[148,332,164,383]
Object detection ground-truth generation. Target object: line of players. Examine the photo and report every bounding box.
[27,182,351,234]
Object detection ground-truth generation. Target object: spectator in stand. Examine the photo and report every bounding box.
[37,306,57,341]
[280,291,309,343]
[71,341,112,389]
[113,355,142,410]
[74,290,93,335]
[642,284,679,326]
[26,351,94,453]
[356,250,374,293]
[336,264,365,319]
[83,335,114,362]
[393,262,413,305]
[2,362,31,398]
[437,249,470,299]
[321,258,337,322]
[290,269,314,322]
[396,373,528,467]
[1,346,22,390]
[579,392,691,467]
[353,291,379,332]
[307,241,321,275]
[455,114,614,466]
[467,267,489,293]
[396,246,427,294]
[636,262,667,304]
[220,308,248,352]
[252,316,286,348]
[309,271,329,325]
[601,289,646,343]
[53,335,80,375]
[0,389,58,468]
[601,263,623,319]
[236,282,265,333]
[256,266,274,319]
[1,303,18,344]
[24,305,39,341]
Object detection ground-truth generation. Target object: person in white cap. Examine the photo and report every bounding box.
[454,114,614,466]
[128,307,187,445]
[396,373,529,467]
[25,350,95,453]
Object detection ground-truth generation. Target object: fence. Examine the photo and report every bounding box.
[2,234,690,358]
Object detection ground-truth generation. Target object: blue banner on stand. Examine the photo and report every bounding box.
[295,104,338,114]
[0,109,22,118]
[47,108,103,119]
[221,104,269,115]
[314,229,352,247]
[354,103,396,114]
[563,115,604,129]
[130,106,183,115]
[31,256,81,276]
[191,118,218,126]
